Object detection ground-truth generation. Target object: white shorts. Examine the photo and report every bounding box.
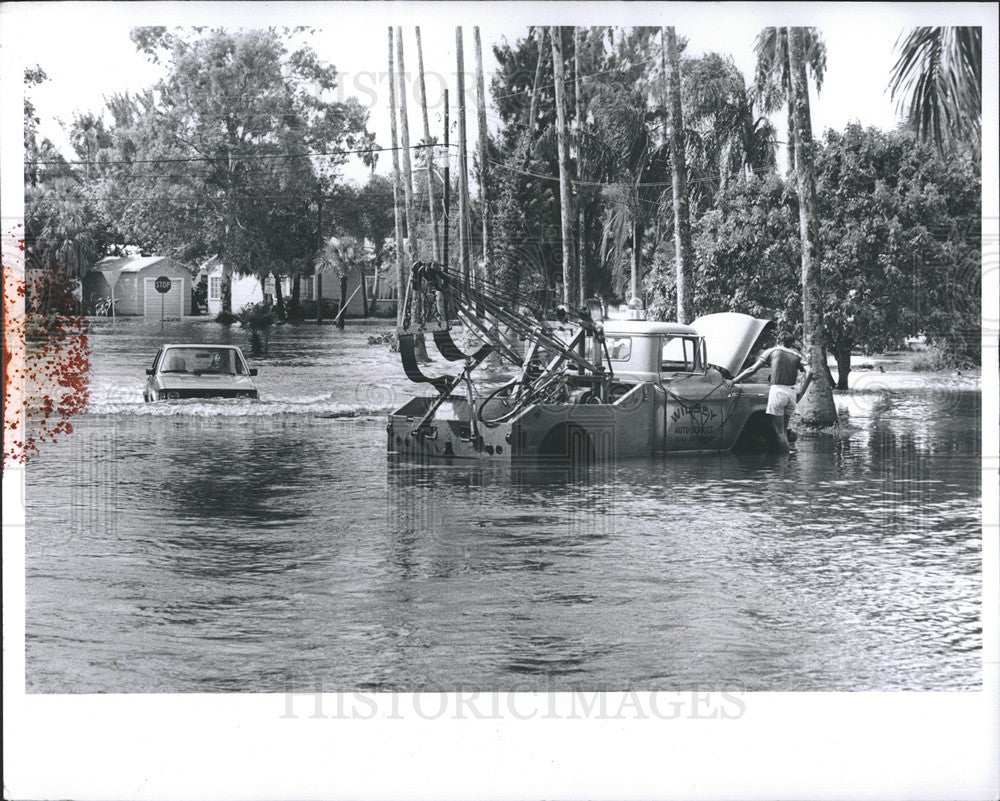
[766,384,797,418]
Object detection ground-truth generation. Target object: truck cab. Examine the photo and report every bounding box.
[601,320,710,385]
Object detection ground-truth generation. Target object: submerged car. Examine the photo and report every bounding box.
[144,344,258,401]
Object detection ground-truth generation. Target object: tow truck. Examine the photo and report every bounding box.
[387,261,782,460]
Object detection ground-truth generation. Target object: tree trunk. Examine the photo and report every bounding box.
[338,274,348,329]
[387,27,406,330]
[415,27,440,262]
[290,273,301,319]
[396,27,429,360]
[664,26,694,323]
[221,263,232,316]
[474,26,491,282]
[631,218,643,302]
[829,344,850,390]
[360,267,370,317]
[272,271,285,319]
[788,26,837,425]
[786,102,797,174]
[550,26,574,307]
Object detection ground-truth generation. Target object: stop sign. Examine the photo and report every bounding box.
[154,276,172,294]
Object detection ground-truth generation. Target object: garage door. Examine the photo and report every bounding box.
[143,277,184,318]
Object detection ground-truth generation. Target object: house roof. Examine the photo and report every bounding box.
[94,255,179,274]
[197,255,221,275]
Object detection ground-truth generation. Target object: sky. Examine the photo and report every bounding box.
[5,2,989,187]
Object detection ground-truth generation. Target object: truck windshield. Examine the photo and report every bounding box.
[661,336,700,372]
[160,347,247,375]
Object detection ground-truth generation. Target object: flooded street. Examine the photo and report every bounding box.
[24,318,982,692]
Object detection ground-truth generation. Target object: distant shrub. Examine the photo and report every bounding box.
[215,310,237,326]
[908,344,963,372]
[235,302,277,356]
[367,331,396,347]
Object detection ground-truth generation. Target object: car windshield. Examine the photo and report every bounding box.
[160,347,246,375]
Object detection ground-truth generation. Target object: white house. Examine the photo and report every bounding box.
[202,254,398,318]
[201,256,292,317]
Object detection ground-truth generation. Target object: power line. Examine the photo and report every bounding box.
[26,141,453,167]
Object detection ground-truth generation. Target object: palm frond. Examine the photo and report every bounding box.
[889,26,981,149]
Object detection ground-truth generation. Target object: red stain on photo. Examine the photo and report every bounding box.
[3,226,90,467]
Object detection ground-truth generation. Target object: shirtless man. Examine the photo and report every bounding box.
[730,332,813,451]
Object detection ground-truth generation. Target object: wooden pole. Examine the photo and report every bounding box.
[443,89,450,270]
[315,192,324,323]
[526,28,545,132]
[396,28,428,359]
[455,27,472,289]
[415,27,440,262]
[574,25,586,304]
[387,27,406,327]
[396,28,419,265]
[473,27,490,281]
[550,26,573,307]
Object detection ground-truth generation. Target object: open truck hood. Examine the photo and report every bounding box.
[689,312,774,377]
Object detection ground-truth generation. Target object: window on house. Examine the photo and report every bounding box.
[209,276,222,301]
[302,277,313,300]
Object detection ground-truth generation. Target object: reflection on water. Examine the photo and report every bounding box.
[23,320,982,692]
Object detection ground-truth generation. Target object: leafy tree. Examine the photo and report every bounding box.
[95,27,374,315]
[816,124,980,377]
[888,26,981,151]
[651,124,980,383]
[672,173,800,331]
[24,67,107,286]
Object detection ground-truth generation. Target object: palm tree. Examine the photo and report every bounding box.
[662,26,693,323]
[684,52,779,210]
[588,82,672,305]
[787,26,837,426]
[315,234,365,329]
[753,27,826,172]
[888,26,981,150]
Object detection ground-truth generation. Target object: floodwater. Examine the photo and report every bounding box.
[24,318,982,692]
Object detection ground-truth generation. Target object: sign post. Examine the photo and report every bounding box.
[154,276,172,331]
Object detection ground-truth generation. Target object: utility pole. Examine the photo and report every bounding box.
[455,27,472,289]
[396,27,428,359]
[663,26,693,323]
[387,27,406,328]
[414,27,439,262]
[574,25,585,304]
[473,27,490,281]
[443,88,450,270]
[550,26,573,307]
[315,189,324,324]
